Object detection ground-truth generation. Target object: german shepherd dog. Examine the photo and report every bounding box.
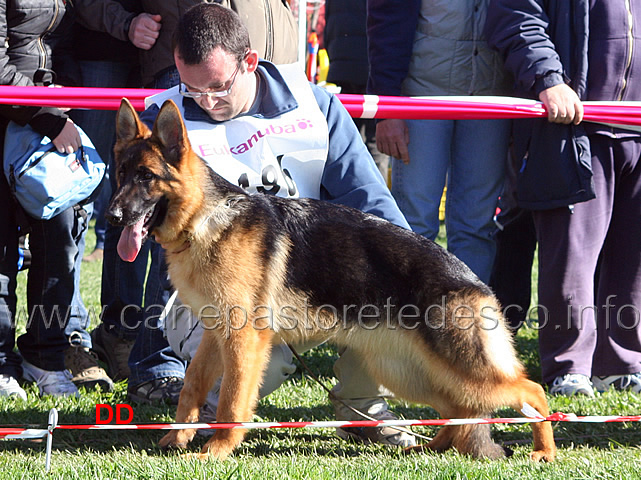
[107,98,556,462]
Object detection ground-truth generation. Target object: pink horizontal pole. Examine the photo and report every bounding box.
[1,86,641,126]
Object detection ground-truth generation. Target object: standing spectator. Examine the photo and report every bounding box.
[59,4,141,388]
[0,0,108,398]
[486,0,641,396]
[74,4,142,266]
[488,153,537,333]
[73,0,299,402]
[324,0,389,180]
[367,0,512,283]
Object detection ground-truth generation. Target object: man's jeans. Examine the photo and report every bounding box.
[391,119,510,283]
[1,168,92,375]
[100,66,186,386]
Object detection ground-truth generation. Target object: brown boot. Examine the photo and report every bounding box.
[90,324,135,381]
[64,345,114,392]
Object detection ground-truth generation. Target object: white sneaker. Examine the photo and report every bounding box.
[336,409,417,448]
[22,360,79,397]
[592,373,641,393]
[0,374,27,400]
[550,374,595,397]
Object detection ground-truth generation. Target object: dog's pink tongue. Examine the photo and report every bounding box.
[117,218,145,262]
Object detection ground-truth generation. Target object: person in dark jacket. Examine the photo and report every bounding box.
[0,0,101,398]
[324,0,388,180]
[486,0,641,397]
[367,0,512,284]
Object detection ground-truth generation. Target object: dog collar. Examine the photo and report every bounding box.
[171,238,191,255]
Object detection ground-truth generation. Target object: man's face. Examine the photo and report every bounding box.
[175,47,255,122]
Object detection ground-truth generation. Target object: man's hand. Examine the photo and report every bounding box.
[539,84,584,125]
[128,13,162,50]
[376,118,410,164]
[52,119,81,154]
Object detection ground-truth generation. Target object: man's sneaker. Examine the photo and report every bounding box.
[21,360,79,397]
[592,373,641,393]
[128,377,184,405]
[90,324,135,381]
[549,374,595,397]
[64,346,114,392]
[336,409,417,447]
[0,374,27,400]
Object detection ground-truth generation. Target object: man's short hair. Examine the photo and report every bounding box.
[173,3,251,65]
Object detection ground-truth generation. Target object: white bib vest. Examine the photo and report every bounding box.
[145,64,329,199]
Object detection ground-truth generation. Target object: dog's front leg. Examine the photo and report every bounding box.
[196,325,274,461]
[159,328,222,450]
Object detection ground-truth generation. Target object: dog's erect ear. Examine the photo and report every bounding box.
[116,98,147,143]
[152,100,190,166]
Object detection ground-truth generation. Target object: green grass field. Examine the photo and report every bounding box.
[2,223,641,479]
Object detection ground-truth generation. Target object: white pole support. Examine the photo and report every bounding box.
[45,408,58,473]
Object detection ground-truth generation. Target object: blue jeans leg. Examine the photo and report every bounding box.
[392,119,508,283]
[127,242,186,386]
[65,203,93,349]
[446,119,509,283]
[17,206,86,370]
[72,60,131,252]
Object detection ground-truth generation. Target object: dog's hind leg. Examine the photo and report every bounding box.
[159,328,223,450]
[449,422,507,459]
[405,407,505,459]
[504,377,556,462]
[197,326,274,460]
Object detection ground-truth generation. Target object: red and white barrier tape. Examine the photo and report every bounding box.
[4,411,641,438]
[1,86,641,131]
[2,408,640,472]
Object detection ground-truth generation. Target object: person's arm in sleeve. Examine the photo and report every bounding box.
[485,0,582,124]
[313,86,410,230]
[366,0,420,164]
[73,0,160,50]
[0,1,74,149]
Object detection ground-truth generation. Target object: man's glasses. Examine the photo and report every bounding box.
[179,62,242,99]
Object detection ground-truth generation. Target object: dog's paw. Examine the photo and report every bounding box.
[180,452,218,462]
[199,437,237,461]
[159,429,197,450]
[530,448,556,462]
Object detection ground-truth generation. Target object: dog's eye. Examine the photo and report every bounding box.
[137,170,154,182]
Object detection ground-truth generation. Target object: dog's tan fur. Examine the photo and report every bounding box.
[109,98,556,462]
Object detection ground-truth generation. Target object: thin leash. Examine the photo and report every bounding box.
[286,343,433,443]
[160,293,430,442]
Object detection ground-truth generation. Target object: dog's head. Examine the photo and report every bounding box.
[107,98,203,262]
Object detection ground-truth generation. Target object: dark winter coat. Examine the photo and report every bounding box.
[485,0,641,209]
[74,0,298,87]
[0,0,70,143]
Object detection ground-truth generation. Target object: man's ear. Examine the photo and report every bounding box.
[116,98,148,143]
[245,50,260,74]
